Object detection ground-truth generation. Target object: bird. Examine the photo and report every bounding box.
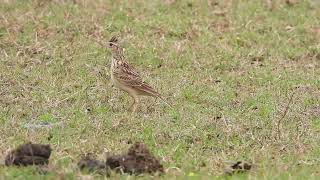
[107,36,171,113]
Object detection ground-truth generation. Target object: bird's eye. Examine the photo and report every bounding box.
[109,43,113,47]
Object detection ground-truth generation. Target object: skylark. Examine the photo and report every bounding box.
[107,36,170,112]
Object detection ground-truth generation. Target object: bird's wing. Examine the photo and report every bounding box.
[114,65,160,97]
[120,61,141,79]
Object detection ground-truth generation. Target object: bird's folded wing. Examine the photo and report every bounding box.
[120,61,141,78]
[115,73,159,96]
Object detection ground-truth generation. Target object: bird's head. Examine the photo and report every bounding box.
[107,36,124,58]
[107,36,120,50]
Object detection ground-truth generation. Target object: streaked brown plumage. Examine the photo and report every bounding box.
[107,36,169,112]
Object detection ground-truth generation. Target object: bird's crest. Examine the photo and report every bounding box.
[109,36,118,43]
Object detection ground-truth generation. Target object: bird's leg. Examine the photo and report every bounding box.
[131,96,139,113]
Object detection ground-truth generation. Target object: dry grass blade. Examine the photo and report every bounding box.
[276,91,296,140]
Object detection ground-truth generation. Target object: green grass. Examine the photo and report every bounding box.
[0,0,320,179]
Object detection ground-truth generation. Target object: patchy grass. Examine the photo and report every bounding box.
[0,0,319,179]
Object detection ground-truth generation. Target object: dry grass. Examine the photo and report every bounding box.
[0,0,320,179]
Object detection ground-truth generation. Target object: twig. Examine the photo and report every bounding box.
[276,91,295,140]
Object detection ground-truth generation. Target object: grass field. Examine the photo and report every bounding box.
[0,0,320,179]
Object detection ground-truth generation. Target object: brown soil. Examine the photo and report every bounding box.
[78,154,108,175]
[225,161,252,175]
[5,142,51,166]
[106,143,164,175]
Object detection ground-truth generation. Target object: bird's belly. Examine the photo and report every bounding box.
[111,74,138,96]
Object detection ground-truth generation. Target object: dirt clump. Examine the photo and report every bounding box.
[106,143,164,175]
[78,154,108,175]
[5,142,52,166]
[224,161,252,175]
